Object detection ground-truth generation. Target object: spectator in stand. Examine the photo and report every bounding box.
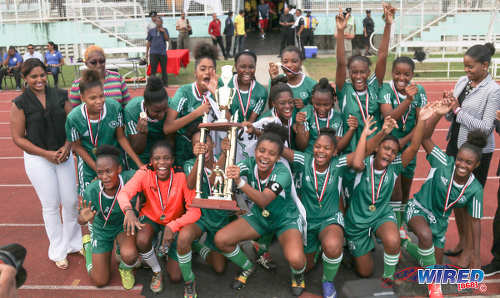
[279,6,295,57]
[233,9,246,56]
[363,10,375,56]
[0,46,23,90]
[23,44,44,63]
[147,11,158,32]
[223,11,235,58]
[209,13,227,60]
[146,16,169,87]
[257,0,273,40]
[69,45,131,108]
[302,11,318,46]
[176,12,191,50]
[44,41,64,88]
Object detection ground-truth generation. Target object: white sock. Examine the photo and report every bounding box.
[140,248,161,273]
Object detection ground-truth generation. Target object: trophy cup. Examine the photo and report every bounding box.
[189,65,241,211]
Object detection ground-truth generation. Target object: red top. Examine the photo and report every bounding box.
[117,169,200,233]
[208,19,221,37]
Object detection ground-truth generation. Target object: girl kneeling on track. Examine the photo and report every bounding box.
[378,56,428,228]
[343,103,434,287]
[294,77,358,154]
[117,140,201,294]
[214,123,307,296]
[65,69,143,196]
[79,145,139,289]
[176,129,233,298]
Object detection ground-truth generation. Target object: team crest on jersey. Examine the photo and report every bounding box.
[300,91,307,99]
[109,120,120,128]
[459,196,466,204]
[305,176,311,182]
[441,176,449,186]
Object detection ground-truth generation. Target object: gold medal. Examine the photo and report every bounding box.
[402,124,406,131]
[261,209,270,217]
[92,147,97,155]
[160,215,166,221]
[369,204,376,212]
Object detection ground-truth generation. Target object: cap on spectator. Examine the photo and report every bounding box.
[366,10,371,13]
[149,11,158,17]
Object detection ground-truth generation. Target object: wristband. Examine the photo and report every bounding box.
[454,107,461,115]
[237,179,246,189]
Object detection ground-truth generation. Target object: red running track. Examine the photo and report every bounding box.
[0,82,499,297]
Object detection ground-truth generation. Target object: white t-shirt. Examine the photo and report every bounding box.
[23,51,44,63]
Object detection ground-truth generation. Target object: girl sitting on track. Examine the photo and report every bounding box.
[117,140,201,294]
[65,69,143,195]
[78,145,139,289]
[335,3,395,153]
[163,42,218,167]
[226,49,268,122]
[124,77,169,169]
[294,77,358,154]
[177,129,232,298]
[377,57,428,228]
[215,124,307,296]
[269,46,317,108]
[343,103,434,287]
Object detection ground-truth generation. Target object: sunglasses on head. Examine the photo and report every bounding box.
[88,59,106,66]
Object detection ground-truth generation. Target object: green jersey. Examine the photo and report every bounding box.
[345,155,403,225]
[287,74,317,106]
[413,146,483,220]
[83,170,137,229]
[291,152,348,222]
[259,108,297,149]
[299,105,344,154]
[377,81,427,138]
[183,158,231,230]
[338,74,382,153]
[238,157,299,222]
[124,96,167,168]
[229,76,267,122]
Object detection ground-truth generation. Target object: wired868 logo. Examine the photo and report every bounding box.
[417,265,487,292]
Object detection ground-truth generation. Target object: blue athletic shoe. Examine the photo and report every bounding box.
[322,281,337,298]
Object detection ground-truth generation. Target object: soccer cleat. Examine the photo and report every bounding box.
[119,268,135,290]
[82,234,91,246]
[482,261,500,277]
[184,281,197,298]
[256,252,277,271]
[150,271,163,293]
[231,266,255,290]
[428,283,443,298]
[322,281,337,298]
[381,277,395,288]
[291,272,305,296]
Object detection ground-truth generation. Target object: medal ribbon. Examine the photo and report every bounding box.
[253,164,275,193]
[234,76,255,121]
[272,108,292,146]
[314,109,331,132]
[84,104,102,149]
[155,169,174,216]
[370,159,387,206]
[312,159,330,204]
[443,166,471,215]
[194,82,209,104]
[353,91,369,122]
[390,83,410,128]
[98,178,122,228]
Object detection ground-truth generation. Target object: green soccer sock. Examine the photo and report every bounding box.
[322,252,342,282]
[403,240,420,261]
[192,241,211,262]
[256,233,274,256]
[119,260,134,270]
[417,246,436,267]
[177,251,195,283]
[383,252,400,279]
[223,245,253,270]
[290,263,306,275]
[83,235,93,273]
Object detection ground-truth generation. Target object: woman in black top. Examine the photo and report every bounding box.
[10,58,82,270]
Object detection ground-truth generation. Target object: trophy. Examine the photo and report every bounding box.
[189,65,241,211]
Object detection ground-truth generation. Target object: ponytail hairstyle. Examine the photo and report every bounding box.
[465,43,496,65]
[318,127,338,149]
[269,76,293,107]
[194,42,218,69]
[256,122,289,155]
[347,55,372,70]
[95,144,122,165]
[459,130,488,162]
[144,76,168,106]
[312,77,337,102]
[235,49,257,65]
[392,56,415,73]
[79,69,103,95]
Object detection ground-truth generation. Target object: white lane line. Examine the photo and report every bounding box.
[20,285,142,291]
[0,224,44,227]
[484,279,500,283]
[0,122,8,125]
[0,137,12,139]
[0,157,22,159]
[0,184,32,187]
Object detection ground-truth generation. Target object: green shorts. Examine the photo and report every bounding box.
[90,223,123,254]
[305,212,344,254]
[404,199,447,249]
[77,157,97,196]
[243,211,300,239]
[139,215,178,261]
[401,154,417,179]
[174,136,194,167]
[345,207,397,257]
[195,216,229,252]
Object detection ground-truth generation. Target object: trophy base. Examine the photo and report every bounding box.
[199,122,242,131]
[189,198,240,211]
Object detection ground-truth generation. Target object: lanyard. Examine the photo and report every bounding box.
[98,178,122,228]
[194,82,209,104]
[390,83,410,128]
[443,166,471,215]
[234,76,255,121]
[253,164,275,192]
[84,104,102,149]
[312,159,330,204]
[353,91,369,122]
[314,109,331,132]
[272,108,292,146]
[370,159,387,206]
[155,169,174,215]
